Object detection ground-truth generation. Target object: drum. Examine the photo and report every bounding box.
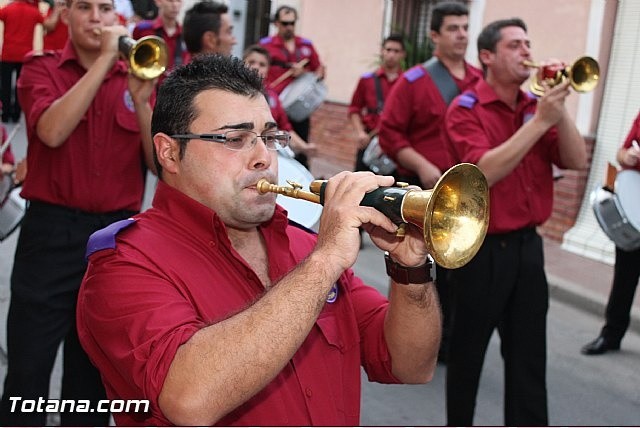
[591,169,640,251]
[0,175,26,241]
[277,152,323,230]
[279,72,327,122]
[362,136,397,175]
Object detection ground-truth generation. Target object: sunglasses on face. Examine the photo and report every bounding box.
[279,20,296,26]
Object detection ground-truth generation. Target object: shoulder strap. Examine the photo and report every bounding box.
[423,57,460,105]
[372,74,384,114]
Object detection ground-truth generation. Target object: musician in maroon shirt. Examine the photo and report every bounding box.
[0,0,156,424]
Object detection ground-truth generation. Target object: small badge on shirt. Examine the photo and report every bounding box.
[326,283,338,303]
[301,46,311,57]
[123,90,135,112]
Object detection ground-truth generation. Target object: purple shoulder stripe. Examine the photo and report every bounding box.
[457,92,478,109]
[85,218,137,260]
[403,66,426,83]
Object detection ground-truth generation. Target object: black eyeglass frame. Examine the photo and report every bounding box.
[170,130,291,152]
[278,20,296,26]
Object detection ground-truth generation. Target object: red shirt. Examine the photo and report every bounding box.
[0,0,44,62]
[77,181,399,426]
[266,88,292,131]
[348,67,403,132]
[259,34,321,95]
[43,8,69,51]
[621,110,640,173]
[379,61,482,176]
[444,79,563,234]
[133,17,189,79]
[17,42,150,213]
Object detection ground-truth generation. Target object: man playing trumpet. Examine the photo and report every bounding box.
[0,0,156,425]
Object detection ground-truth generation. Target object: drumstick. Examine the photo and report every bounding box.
[269,58,310,89]
[0,123,21,158]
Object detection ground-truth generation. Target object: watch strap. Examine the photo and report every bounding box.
[384,252,433,284]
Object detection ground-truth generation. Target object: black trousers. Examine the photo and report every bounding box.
[1,62,22,121]
[600,246,640,344]
[446,227,549,426]
[0,201,136,426]
[290,116,310,169]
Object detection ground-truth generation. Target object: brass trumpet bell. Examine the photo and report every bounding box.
[526,56,599,96]
[118,35,169,80]
[257,163,490,269]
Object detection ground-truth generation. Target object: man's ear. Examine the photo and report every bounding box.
[478,49,493,69]
[202,30,218,52]
[154,133,181,175]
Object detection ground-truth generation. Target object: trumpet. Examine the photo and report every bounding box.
[118,35,169,80]
[257,163,490,269]
[523,56,599,96]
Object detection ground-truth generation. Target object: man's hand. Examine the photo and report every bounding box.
[534,79,571,129]
[417,163,441,189]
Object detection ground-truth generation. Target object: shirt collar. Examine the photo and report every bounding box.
[473,79,533,109]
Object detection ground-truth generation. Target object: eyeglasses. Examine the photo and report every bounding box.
[279,20,296,26]
[170,129,291,151]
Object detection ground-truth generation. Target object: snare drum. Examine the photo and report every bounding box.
[277,152,323,230]
[591,169,640,251]
[279,72,327,122]
[362,136,397,175]
[0,175,26,241]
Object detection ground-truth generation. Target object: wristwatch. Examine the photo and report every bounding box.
[384,252,434,284]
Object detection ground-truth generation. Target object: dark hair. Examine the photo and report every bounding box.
[152,55,265,178]
[242,44,271,62]
[383,33,405,51]
[477,17,527,72]
[430,1,469,32]
[182,0,228,54]
[274,5,297,22]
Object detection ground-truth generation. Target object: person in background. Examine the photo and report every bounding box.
[378,1,482,364]
[0,0,156,424]
[76,54,442,426]
[130,0,156,21]
[243,44,317,161]
[259,5,325,169]
[582,109,640,356]
[132,0,189,84]
[0,0,45,123]
[43,0,70,51]
[443,17,587,425]
[348,33,405,174]
[182,0,236,57]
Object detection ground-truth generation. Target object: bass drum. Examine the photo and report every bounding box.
[279,72,327,122]
[277,152,323,230]
[591,169,640,251]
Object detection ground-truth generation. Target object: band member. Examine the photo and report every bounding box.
[132,0,189,82]
[259,5,325,169]
[582,110,640,356]
[348,34,405,173]
[76,54,441,426]
[0,0,156,424]
[444,18,587,425]
[182,0,236,56]
[243,44,317,160]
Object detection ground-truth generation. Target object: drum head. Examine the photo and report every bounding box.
[615,170,640,231]
[277,153,323,230]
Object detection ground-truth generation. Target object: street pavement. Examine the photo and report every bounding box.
[1,118,640,425]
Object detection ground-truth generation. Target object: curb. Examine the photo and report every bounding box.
[548,273,640,335]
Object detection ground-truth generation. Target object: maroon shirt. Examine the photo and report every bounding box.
[17,42,150,213]
[444,79,563,234]
[132,17,190,81]
[78,181,399,426]
[0,0,44,62]
[348,67,402,132]
[379,60,482,176]
[266,88,293,131]
[259,34,321,95]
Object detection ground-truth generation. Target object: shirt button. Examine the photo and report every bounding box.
[305,387,312,397]
[209,241,215,247]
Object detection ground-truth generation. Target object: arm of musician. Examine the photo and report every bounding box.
[128,75,157,173]
[476,81,575,186]
[396,147,441,189]
[384,279,440,383]
[42,1,64,33]
[348,113,371,150]
[159,173,399,425]
[288,130,317,158]
[36,26,128,148]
